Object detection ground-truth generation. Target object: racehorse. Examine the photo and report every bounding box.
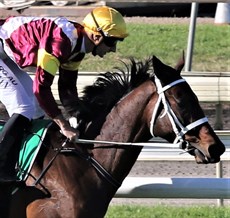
[1,54,225,218]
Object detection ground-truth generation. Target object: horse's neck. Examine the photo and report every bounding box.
[93,81,155,182]
[97,81,155,143]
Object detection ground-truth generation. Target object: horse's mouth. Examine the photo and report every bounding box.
[187,143,220,164]
[193,148,220,164]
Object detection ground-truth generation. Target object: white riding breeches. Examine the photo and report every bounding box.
[0,58,45,120]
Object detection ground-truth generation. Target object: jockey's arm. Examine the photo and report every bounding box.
[58,67,80,116]
[34,56,79,141]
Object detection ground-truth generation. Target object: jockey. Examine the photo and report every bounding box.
[0,6,128,183]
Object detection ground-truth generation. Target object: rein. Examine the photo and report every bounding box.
[75,138,181,148]
[150,75,208,148]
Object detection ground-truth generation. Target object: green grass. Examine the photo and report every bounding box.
[79,23,230,72]
[105,205,230,218]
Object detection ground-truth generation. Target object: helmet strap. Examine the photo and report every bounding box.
[91,12,109,37]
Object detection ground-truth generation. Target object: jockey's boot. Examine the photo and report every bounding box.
[0,113,30,183]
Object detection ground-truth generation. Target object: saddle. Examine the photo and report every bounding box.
[0,119,52,182]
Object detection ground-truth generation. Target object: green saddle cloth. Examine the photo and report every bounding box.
[0,119,52,181]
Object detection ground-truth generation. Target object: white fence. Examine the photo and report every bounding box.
[115,177,230,199]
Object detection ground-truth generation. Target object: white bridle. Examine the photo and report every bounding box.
[150,75,208,146]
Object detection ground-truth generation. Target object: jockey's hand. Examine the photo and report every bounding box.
[53,114,79,142]
[61,125,79,142]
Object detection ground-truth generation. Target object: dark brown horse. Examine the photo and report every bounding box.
[1,54,225,218]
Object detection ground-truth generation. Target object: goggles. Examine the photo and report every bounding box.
[103,37,123,47]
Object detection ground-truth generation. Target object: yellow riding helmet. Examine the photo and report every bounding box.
[82,6,128,39]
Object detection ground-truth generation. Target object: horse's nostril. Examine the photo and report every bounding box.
[208,143,226,159]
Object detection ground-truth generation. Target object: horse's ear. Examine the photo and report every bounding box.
[174,51,185,73]
[152,55,164,77]
[152,55,174,81]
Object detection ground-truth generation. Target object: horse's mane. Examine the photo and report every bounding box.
[77,58,153,121]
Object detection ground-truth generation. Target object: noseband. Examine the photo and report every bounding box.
[150,75,208,148]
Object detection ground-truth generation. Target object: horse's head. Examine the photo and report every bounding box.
[149,53,225,164]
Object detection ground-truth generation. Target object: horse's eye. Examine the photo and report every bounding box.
[168,89,184,104]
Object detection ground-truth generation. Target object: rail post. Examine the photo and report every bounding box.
[216,161,224,206]
[185,2,199,71]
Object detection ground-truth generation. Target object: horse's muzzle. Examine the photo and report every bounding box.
[194,149,220,164]
[188,143,225,164]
